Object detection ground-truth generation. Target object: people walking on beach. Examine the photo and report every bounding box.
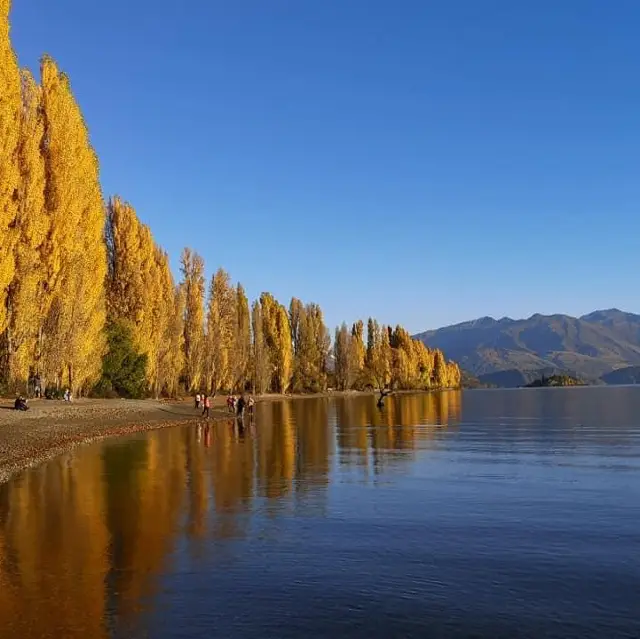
[226,395,235,412]
[195,393,201,409]
[202,394,211,419]
[247,396,255,415]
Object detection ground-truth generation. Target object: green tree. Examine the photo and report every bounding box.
[95,320,148,398]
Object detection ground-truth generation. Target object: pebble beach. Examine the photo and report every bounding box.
[0,397,229,484]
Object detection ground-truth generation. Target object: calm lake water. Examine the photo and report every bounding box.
[0,388,639,638]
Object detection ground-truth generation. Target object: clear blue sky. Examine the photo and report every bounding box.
[9,0,640,333]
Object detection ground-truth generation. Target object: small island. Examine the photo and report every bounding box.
[524,374,585,388]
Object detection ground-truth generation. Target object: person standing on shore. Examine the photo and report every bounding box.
[195,393,201,409]
[202,394,211,419]
[236,394,246,418]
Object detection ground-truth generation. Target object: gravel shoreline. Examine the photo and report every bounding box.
[0,397,230,484]
[0,390,404,484]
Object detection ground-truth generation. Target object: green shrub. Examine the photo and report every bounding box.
[94,320,148,399]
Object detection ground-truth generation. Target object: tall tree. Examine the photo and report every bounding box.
[432,349,447,388]
[334,323,351,391]
[366,317,377,372]
[260,292,278,391]
[148,247,173,396]
[291,301,330,392]
[275,303,293,393]
[40,56,106,393]
[6,71,47,387]
[0,0,20,345]
[162,284,185,397]
[204,268,235,396]
[233,283,251,392]
[251,300,269,394]
[105,196,171,395]
[310,303,330,390]
[350,320,365,389]
[368,322,391,393]
[180,248,205,392]
[261,293,292,393]
[106,197,146,342]
[289,297,303,356]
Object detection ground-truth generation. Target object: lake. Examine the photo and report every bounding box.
[0,388,639,638]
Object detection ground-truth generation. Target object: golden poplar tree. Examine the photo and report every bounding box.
[311,303,330,389]
[366,317,377,372]
[447,360,461,389]
[163,285,185,397]
[0,0,20,345]
[349,320,365,389]
[6,70,47,386]
[233,283,250,392]
[106,196,171,394]
[251,300,269,394]
[334,323,351,390]
[292,301,329,392]
[136,224,160,384]
[414,340,434,388]
[275,303,293,393]
[290,301,309,391]
[289,297,303,355]
[367,320,390,391]
[389,325,418,389]
[149,247,174,396]
[180,248,205,392]
[259,292,278,391]
[106,197,145,331]
[40,56,106,393]
[260,293,292,393]
[432,349,447,388]
[204,268,235,395]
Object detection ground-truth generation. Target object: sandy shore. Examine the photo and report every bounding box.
[0,397,234,484]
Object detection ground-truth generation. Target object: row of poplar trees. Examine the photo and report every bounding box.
[0,3,460,397]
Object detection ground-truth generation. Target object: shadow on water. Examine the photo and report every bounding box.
[0,388,639,639]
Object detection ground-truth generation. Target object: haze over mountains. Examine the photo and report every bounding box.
[414,309,640,387]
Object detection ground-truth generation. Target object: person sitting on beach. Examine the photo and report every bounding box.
[14,396,28,411]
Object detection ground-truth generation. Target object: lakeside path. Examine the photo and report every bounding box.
[0,397,233,484]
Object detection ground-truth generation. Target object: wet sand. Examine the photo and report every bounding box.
[0,397,231,484]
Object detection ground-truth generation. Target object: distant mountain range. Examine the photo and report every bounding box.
[414,309,640,387]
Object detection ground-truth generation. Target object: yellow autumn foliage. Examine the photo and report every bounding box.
[0,0,21,333]
[40,56,106,392]
[7,71,47,384]
[0,9,462,396]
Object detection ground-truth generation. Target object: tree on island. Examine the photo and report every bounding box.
[525,374,584,388]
